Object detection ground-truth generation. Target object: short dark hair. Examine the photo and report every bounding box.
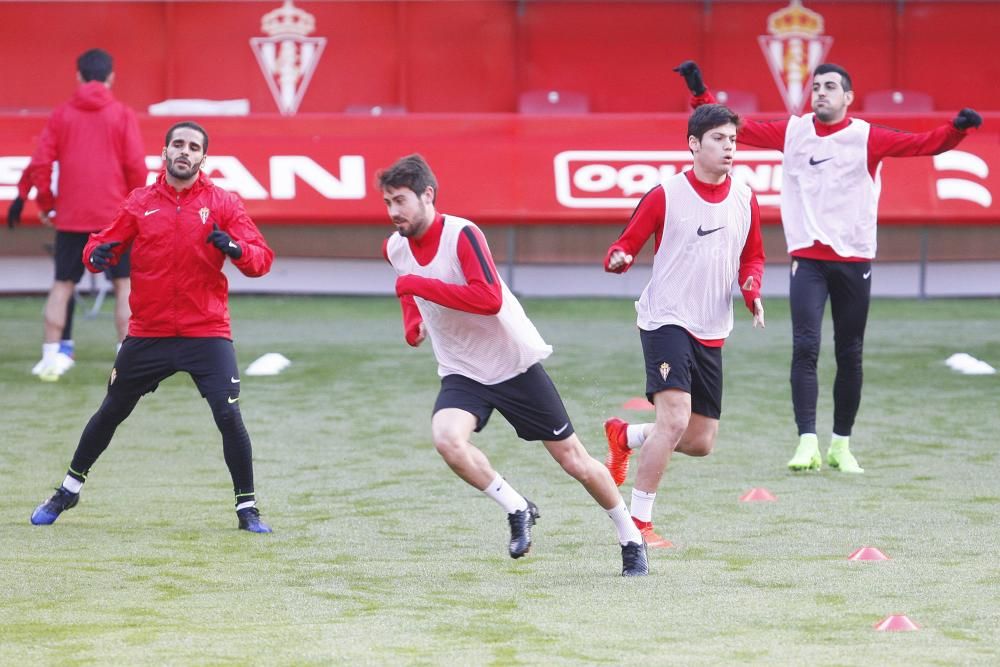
[688,104,741,144]
[77,49,113,83]
[814,63,852,92]
[376,154,438,202]
[165,121,209,154]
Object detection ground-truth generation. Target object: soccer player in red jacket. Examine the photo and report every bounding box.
[7,49,147,380]
[30,121,275,533]
[675,61,981,474]
[601,105,766,548]
[380,154,647,576]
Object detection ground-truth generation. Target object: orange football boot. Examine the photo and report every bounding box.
[603,417,633,486]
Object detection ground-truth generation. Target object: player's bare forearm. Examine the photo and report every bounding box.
[752,298,765,329]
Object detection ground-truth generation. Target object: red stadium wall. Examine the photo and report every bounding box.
[0,1,997,114]
[3,114,998,225]
[1,1,998,227]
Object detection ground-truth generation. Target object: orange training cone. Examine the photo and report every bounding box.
[739,488,777,502]
[622,397,655,411]
[874,615,919,632]
[848,547,890,561]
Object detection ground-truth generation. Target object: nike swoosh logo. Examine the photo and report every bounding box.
[809,156,834,166]
[230,377,240,383]
[552,423,569,436]
[863,270,872,279]
[144,209,160,216]
[227,396,239,404]
[228,242,239,249]
[697,225,724,237]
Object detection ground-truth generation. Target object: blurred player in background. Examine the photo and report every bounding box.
[30,121,275,533]
[675,60,982,473]
[6,48,146,381]
[603,104,765,548]
[8,165,80,366]
[380,153,648,576]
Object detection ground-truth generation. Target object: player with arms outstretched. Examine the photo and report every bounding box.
[674,60,982,473]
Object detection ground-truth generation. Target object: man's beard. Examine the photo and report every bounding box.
[166,158,199,180]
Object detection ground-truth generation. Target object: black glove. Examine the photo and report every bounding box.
[673,60,706,96]
[90,241,121,271]
[953,108,982,131]
[206,223,242,259]
[7,197,24,229]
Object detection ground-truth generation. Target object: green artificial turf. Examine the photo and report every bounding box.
[1,295,997,665]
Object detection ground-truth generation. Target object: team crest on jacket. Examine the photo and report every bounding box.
[659,362,671,382]
[199,207,210,224]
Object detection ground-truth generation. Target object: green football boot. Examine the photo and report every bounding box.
[787,434,822,471]
[827,436,864,473]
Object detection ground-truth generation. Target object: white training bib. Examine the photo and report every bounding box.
[781,114,881,258]
[635,173,752,339]
[386,216,552,384]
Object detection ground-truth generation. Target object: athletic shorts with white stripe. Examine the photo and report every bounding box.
[433,363,575,441]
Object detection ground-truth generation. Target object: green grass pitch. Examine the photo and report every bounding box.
[1,295,998,665]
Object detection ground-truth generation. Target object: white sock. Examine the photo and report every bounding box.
[236,500,256,511]
[630,488,657,523]
[482,474,528,514]
[42,342,59,361]
[626,424,649,449]
[607,500,642,545]
[62,475,83,494]
[831,433,850,446]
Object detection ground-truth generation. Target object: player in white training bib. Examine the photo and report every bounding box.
[380,154,648,576]
[602,105,766,548]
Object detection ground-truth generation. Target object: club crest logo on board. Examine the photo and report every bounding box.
[250,0,327,116]
[758,1,833,115]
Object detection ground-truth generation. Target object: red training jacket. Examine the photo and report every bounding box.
[84,171,274,338]
[27,81,147,232]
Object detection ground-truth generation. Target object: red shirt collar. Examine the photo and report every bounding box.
[410,213,445,250]
[813,115,852,137]
[684,169,731,203]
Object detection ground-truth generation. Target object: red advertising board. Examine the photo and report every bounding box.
[2,114,997,225]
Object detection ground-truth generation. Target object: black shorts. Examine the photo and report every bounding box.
[108,337,240,400]
[433,363,575,442]
[54,231,130,283]
[640,324,723,419]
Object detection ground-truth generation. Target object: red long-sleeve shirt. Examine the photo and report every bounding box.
[604,170,765,347]
[692,90,969,261]
[382,214,503,346]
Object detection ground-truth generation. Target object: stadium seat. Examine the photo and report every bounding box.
[517,90,590,114]
[861,90,934,112]
[344,104,407,116]
[713,89,759,114]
